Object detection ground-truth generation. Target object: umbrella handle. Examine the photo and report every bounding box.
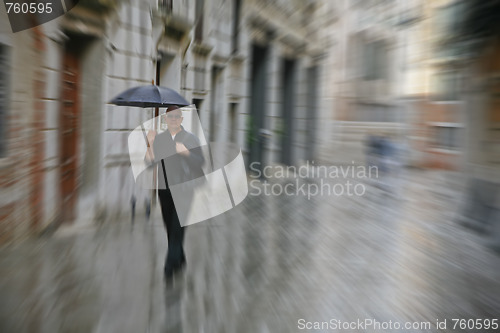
[140,124,150,148]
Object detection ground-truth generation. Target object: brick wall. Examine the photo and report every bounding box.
[0,29,46,245]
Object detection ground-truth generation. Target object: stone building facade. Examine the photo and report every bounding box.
[403,0,465,170]
[323,0,465,170]
[322,0,415,165]
[0,0,333,244]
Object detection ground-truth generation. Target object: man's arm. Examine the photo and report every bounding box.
[181,134,205,169]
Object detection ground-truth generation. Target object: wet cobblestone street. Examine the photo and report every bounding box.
[1,170,499,332]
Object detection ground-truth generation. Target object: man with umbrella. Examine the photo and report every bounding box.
[145,105,205,278]
[111,86,205,279]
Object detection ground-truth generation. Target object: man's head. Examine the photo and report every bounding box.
[165,105,183,133]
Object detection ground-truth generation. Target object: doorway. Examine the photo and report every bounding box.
[248,44,268,170]
[59,43,80,223]
[281,58,296,165]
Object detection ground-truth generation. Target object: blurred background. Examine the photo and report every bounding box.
[0,0,500,332]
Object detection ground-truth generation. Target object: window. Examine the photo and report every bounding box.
[436,1,465,37]
[432,125,461,150]
[192,98,204,136]
[231,0,242,54]
[195,0,204,42]
[229,103,237,142]
[435,1,465,59]
[210,66,223,141]
[363,40,387,80]
[0,44,9,158]
[433,71,460,101]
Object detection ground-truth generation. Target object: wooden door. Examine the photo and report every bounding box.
[59,50,80,223]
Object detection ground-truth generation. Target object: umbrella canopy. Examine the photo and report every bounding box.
[110,85,189,108]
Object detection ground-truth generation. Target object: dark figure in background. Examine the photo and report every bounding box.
[378,134,392,174]
[145,198,151,221]
[365,133,381,169]
[365,132,392,192]
[146,106,205,278]
[130,195,136,225]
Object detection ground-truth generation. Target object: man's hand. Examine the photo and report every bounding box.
[145,130,157,162]
[176,142,190,156]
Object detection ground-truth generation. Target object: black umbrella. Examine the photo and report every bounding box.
[109,85,189,108]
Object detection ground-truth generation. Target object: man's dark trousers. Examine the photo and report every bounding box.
[158,188,185,271]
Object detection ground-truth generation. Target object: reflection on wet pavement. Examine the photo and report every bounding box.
[0,171,499,332]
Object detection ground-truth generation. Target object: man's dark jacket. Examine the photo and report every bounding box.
[151,126,205,189]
